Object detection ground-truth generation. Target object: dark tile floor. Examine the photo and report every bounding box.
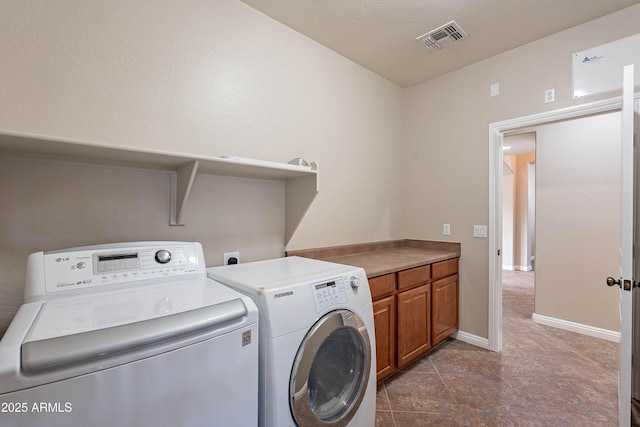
[375,270,619,426]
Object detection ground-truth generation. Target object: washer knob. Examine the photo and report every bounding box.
[349,275,360,289]
[155,250,172,264]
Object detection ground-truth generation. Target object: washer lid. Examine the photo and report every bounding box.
[23,277,245,343]
[20,277,255,374]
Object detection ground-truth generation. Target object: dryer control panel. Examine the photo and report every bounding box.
[311,276,348,313]
[28,242,202,297]
[309,269,370,313]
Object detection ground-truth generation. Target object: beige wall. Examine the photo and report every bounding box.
[0,0,404,335]
[0,0,404,250]
[535,112,621,331]
[0,157,288,332]
[402,5,640,338]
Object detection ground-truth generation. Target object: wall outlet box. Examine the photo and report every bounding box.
[473,225,488,238]
[223,252,240,265]
[544,88,555,103]
[490,83,499,97]
[443,224,451,236]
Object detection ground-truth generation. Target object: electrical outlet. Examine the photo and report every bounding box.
[443,224,451,236]
[223,252,240,265]
[544,88,555,103]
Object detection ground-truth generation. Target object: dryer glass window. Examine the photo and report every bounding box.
[308,326,366,421]
[290,309,371,427]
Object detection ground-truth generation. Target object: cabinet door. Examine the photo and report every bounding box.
[396,284,431,367]
[432,274,459,346]
[372,296,396,382]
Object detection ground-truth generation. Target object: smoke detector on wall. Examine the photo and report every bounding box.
[416,20,468,51]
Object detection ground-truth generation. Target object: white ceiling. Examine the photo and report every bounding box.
[240,0,640,87]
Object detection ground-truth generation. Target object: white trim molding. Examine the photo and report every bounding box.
[503,265,532,271]
[531,313,621,342]
[452,330,490,350]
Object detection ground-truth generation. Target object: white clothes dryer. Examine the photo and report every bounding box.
[0,242,259,427]
[207,256,376,427]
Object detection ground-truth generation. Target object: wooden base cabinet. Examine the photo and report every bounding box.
[372,296,395,382]
[396,284,431,368]
[369,257,459,382]
[431,273,459,346]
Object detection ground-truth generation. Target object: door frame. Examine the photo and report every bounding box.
[488,95,637,352]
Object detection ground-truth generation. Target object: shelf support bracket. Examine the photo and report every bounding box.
[284,162,319,245]
[170,160,200,226]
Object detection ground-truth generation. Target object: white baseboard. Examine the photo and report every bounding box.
[451,330,490,349]
[531,313,620,342]
[502,265,532,271]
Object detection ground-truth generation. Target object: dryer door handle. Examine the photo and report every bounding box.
[21,298,247,373]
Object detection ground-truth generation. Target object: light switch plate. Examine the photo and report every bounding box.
[474,225,488,238]
[490,83,499,97]
[443,224,451,236]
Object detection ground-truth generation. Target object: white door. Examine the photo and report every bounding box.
[613,64,637,427]
[631,68,640,426]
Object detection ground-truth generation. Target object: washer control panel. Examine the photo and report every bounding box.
[42,243,200,294]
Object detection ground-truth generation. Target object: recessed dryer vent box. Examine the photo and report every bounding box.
[572,33,640,98]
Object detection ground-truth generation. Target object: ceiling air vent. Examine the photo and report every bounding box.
[416,20,468,51]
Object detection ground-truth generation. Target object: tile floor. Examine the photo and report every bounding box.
[375,270,619,426]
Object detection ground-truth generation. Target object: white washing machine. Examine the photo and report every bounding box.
[0,242,258,427]
[207,256,376,427]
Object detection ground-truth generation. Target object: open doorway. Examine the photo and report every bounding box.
[502,132,536,336]
[502,132,536,273]
[489,98,625,353]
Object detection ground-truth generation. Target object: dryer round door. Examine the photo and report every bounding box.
[289,309,371,427]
